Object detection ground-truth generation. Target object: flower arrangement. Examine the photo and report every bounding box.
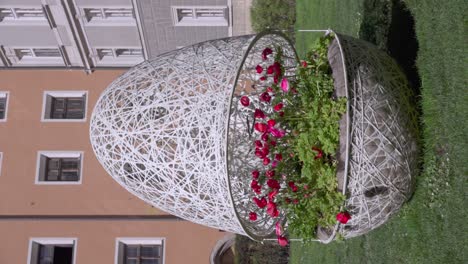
[239,35,350,245]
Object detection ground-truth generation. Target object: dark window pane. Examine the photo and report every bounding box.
[141,259,158,264]
[125,245,138,258]
[125,259,138,264]
[50,96,85,119]
[0,97,6,119]
[141,245,159,258]
[39,245,54,264]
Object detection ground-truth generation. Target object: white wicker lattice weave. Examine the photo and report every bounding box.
[89,32,298,238]
[331,34,419,239]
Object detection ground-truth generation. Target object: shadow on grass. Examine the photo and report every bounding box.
[359,0,420,96]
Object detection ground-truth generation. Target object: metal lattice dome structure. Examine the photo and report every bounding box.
[90,30,418,242]
[90,32,298,239]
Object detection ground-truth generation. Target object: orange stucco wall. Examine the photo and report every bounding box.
[0,220,224,264]
[0,70,226,263]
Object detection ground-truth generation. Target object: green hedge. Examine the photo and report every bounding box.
[250,0,296,38]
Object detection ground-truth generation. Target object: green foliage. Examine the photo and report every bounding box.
[274,35,347,241]
[250,0,296,37]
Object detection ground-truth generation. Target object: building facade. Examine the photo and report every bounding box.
[0,0,252,263]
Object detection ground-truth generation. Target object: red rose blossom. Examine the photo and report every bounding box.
[272,160,278,168]
[288,181,298,192]
[279,111,284,117]
[270,128,286,138]
[266,86,274,93]
[267,119,276,127]
[312,146,323,160]
[266,200,279,217]
[275,153,283,161]
[256,65,263,74]
[253,197,267,208]
[261,133,269,142]
[270,140,277,147]
[262,47,273,60]
[336,212,351,224]
[277,236,288,247]
[255,140,263,148]
[267,179,280,189]
[301,60,308,67]
[240,96,250,107]
[259,92,271,103]
[255,149,266,159]
[254,109,266,119]
[275,222,284,236]
[268,189,279,200]
[265,170,275,178]
[273,103,284,112]
[252,170,260,179]
[259,76,266,81]
[249,212,257,221]
[254,123,267,133]
[263,157,270,165]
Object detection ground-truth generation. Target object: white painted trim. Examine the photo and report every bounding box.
[27,237,78,264]
[41,91,88,122]
[0,152,3,177]
[35,151,84,185]
[114,237,166,264]
[227,0,233,36]
[5,46,64,66]
[78,6,136,26]
[132,0,148,60]
[91,47,143,66]
[0,91,9,122]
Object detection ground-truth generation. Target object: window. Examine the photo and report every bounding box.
[171,6,228,26]
[116,238,164,264]
[96,48,142,60]
[83,7,134,22]
[0,92,9,121]
[14,48,61,60]
[29,238,76,264]
[36,152,83,184]
[0,7,45,22]
[42,91,87,121]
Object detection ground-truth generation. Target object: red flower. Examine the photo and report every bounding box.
[277,236,288,247]
[280,78,289,92]
[266,86,274,93]
[273,62,282,75]
[268,189,279,200]
[275,222,284,236]
[254,109,266,119]
[259,92,271,103]
[254,123,268,133]
[256,65,263,74]
[269,140,277,147]
[273,75,279,84]
[251,180,261,193]
[262,146,269,156]
[292,199,299,204]
[288,181,298,192]
[265,170,275,178]
[275,153,283,161]
[301,60,308,67]
[266,200,279,217]
[252,170,260,179]
[263,157,270,165]
[284,198,291,204]
[267,65,275,74]
[279,111,284,117]
[273,103,284,112]
[267,179,280,189]
[312,146,323,160]
[255,140,263,148]
[270,128,286,138]
[336,212,351,224]
[255,149,266,159]
[261,133,269,142]
[240,96,250,107]
[267,119,276,127]
[271,160,278,168]
[262,47,273,60]
[253,197,267,208]
[249,212,257,221]
[260,76,266,81]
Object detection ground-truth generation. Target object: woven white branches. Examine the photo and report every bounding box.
[329,34,419,239]
[89,33,297,238]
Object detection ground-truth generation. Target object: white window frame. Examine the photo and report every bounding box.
[0,152,3,177]
[0,7,46,23]
[27,238,77,264]
[114,237,165,264]
[92,47,144,66]
[35,151,84,185]
[41,91,88,122]
[171,6,229,27]
[0,91,9,122]
[5,46,63,66]
[79,6,135,25]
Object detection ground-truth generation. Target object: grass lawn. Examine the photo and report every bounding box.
[291,0,467,263]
